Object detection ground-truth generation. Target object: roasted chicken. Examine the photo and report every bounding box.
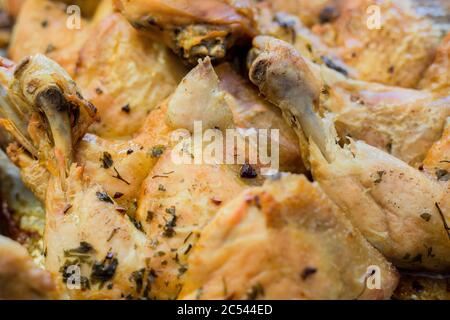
[248,36,450,271]
[180,174,399,300]
[0,0,449,301]
[114,0,257,64]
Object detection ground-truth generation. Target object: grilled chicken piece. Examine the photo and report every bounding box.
[75,13,186,139]
[76,57,284,215]
[9,0,92,76]
[265,0,440,88]
[114,0,257,64]
[0,55,165,299]
[49,57,266,299]
[0,235,56,299]
[180,174,398,300]
[248,36,450,271]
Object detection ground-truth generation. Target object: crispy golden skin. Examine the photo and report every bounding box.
[180,174,399,300]
[325,75,450,167]
[75,13,186,139]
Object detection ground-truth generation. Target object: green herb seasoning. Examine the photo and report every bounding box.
[100,152,113,169]
[149,145,165,158]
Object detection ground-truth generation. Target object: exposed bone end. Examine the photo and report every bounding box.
[167,57,234,132]
[249,36,322,106]
[0,54,97,183]
[248,36,334,163]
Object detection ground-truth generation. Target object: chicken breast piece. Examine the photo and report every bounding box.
[75,13,186,139]
[180,174,398,300]
[248,36,450,271]
[0,235,56,299]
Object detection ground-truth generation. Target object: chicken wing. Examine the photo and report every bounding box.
[216,63,304,173]
[248,36,450,271]
[180,174,398,300]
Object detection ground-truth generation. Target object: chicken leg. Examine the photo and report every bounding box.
[248,36,450,272]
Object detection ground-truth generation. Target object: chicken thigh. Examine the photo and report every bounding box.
[180,174,398,300]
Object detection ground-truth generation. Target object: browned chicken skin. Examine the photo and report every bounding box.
[0,0,449,301]
[75,13,186,139]
[248,36,450,272]
[266,0,440,88]
[114,0,257,64]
